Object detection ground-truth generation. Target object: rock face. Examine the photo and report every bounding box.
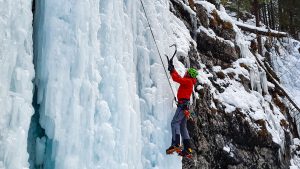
[185,86,291,169]
[196,31,239,64]
[170,0,199,38]
[194,3,240,64]
[195,4,236,41]
[169,1,296,169]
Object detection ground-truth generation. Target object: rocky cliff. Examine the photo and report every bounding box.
[169,0,300,168]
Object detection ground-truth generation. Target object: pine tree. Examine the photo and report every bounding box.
[222,0,300,39]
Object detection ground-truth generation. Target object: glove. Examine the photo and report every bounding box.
[168,60,174,72]
[184,110,190,119]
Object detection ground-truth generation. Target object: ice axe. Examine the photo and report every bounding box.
[165,44,177,63]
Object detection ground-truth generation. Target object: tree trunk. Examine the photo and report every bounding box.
[289,11,295,37]
[270,0,275,30]
[253,0,263,55]
[188,0,195,10]
[262,3,267,27]
[237,0,240,21]
[236,23,288,37]
[278,0,286,31]
[268,3,272,28]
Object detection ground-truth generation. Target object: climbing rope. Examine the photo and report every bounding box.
[139,0,177,102]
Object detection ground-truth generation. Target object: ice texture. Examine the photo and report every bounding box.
[271,39,300,107]
[35,137,46,166]
[0,0,34,169]
[271,38,300,154]
[33,0,192,168]
[2,0,298,168]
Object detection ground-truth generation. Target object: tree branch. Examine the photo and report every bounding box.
[235,22,288,38]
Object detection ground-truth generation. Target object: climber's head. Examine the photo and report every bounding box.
[186,68,198,78]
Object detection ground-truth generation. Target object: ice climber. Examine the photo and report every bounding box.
[166,59,198,158]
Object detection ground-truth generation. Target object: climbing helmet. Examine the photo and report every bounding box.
[187,68,198,78]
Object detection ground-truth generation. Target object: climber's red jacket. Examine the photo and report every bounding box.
[171,69,197,100]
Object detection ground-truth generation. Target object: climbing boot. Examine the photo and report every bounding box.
[167,134,181,154]
[180,139,193,158]
[178,148,192,158]
[166,145,181,155]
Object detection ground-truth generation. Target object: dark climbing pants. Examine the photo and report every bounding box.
[171,106,190,144]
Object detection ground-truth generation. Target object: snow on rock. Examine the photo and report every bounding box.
[197,26,235,48]
[195,1,215,14]
[0,0,34,169]
[234,21,288,36]
[223,145,230,153]
[202,4,256,60]
[195,2,288,149]
[217,81,263,113]
[0,0,297,168]
[174,0,196,16]
[290,138,300,168]
[214,60,286,146]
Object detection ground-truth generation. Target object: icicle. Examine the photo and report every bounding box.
[256,79,262,94]
[260,71,269,95]
[254,69,262,94]
[250,68,256,90]
[250,68,265,94]
[35,137,46,167]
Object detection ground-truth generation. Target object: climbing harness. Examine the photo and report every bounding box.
[139,0,177,102]
[177,99,190,109]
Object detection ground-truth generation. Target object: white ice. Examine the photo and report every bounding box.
[2,0,298,168]
[0,1,34,169]
[33,0,193,168]
[271,39,300,107]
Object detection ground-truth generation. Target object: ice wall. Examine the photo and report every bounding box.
[271,39,300,106]
[33,0,191,168]
[0,0,34,169]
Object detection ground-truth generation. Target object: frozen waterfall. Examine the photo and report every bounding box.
[0,0,34,169]
[1,0,194,168]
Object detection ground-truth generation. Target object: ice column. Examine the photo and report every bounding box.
[34,0,184,168]
[0,1,34,169]
[34,0,103,168]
